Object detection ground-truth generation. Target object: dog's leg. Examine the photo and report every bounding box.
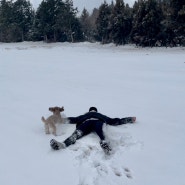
[50,123,57,136]
[45,123,50,134]
[42,117,50,134]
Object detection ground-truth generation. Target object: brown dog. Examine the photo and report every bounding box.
[41,106,64,136]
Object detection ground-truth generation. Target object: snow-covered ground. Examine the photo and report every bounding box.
[0,42,185,185]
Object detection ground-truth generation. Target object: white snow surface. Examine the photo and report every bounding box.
[0,42,185,185]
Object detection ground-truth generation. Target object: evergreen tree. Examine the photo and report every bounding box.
[0,0,184,45]
[0,0,13,42]
[131,0,163,46]
[170,0,184,19]
[80,8,90,41]
[34,0,62,41]
[0,0,34,42]
[80,8,100,42]
[170,0,185,46]
[34,0,82,42]
[12,0,34,41]
[96,1,112,43]
[62,0,83,42]
[159,0,175,46]
[160,0,185,46]
[110,0,132,45]
[88,8,99,41]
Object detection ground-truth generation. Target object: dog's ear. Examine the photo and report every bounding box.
[49,107,54,112]
[60,107,64,112]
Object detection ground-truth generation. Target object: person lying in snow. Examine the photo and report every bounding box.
[50,107,136,154]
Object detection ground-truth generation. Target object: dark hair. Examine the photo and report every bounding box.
[89,107,98,112]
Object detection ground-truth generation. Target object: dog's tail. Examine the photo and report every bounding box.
[41,116,46,123]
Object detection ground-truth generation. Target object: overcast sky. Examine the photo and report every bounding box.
[30,0,135,13]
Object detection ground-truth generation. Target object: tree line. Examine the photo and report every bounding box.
[0,0,184,46]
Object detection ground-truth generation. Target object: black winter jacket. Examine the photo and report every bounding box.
[68,112,121,128]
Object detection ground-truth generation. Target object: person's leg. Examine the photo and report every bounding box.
[50,120,93,150]
[120,117,136,124]
[94,121,112,154]
[94,121,105,140]
[50,129,83,150]
[63,129,84,146]
[108,117,136,125]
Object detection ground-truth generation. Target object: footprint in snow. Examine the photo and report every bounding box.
[111,166,133,179]
[124,167,133,179]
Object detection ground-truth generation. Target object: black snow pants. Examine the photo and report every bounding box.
[63,119,105,147]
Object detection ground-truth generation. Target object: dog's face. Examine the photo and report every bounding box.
[49,106,64,113]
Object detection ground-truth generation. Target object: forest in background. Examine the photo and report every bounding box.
[0,0,184,46]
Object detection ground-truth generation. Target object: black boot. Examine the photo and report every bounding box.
[50,139,66,150]
[100,140,112,155]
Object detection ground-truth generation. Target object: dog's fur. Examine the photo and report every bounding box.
[41,106,64,136]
